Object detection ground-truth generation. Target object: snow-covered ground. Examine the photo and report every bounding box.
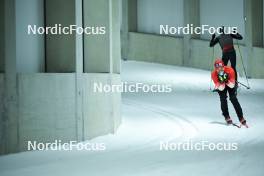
[1,61,264,176]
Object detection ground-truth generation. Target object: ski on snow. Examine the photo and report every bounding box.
[228,123,249,128]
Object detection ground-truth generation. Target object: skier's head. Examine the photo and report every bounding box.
[214,58,224,72]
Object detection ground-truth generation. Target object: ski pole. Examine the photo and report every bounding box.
[236,40,250,89]
[238,81,250,89]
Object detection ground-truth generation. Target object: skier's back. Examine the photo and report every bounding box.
[210,27,243,80]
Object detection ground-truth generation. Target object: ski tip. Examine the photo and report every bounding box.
[239,124,249,128]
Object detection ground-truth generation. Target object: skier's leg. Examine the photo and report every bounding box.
[229,51,238,81]
[227,87,244,122]
[218,89,229,118]
[222,52,229,66]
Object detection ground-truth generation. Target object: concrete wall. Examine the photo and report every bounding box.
[45,0,76,72]
[128,0,138,32]
[127,32,264,78]
[126,0,264,78]
[137,0,184,36]
[189,39,217,70]
[16,0,45,73]
[252,47,264,78]
[1,0,122,154]
[0,0,4,72]
[200,0,245,40]
[127,32,183,65]
[82,74,121,139]
[190,39,248,76]
[137,0,245,39]
[18,74,76,150]
[6,73,121,151]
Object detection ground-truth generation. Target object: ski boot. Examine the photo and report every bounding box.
[239,117,248,128]
[225,116,233,125]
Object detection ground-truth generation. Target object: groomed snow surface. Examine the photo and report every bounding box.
[1,61,264,176]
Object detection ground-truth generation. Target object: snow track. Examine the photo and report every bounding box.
[123,98,199,141]
[0,61,264,176]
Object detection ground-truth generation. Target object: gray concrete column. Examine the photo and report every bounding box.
[111,0,121,73]
[0,0,4,72]
[121,0,129,60]
[121,0,137,60]
[183,0,200,67]
[82,0,122,140]
[45,0,76,72]
[16,0,45,73]
[74,0,84,142]
[83,0,121,73]
[2,0,18,154]
[251,0,263,47]
[244,0,253,78]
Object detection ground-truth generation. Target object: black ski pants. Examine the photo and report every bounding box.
[218,86,243,121]
[222,50,237,80]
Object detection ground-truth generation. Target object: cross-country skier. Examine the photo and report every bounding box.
[211,59,248,127]
[209,26,243,81]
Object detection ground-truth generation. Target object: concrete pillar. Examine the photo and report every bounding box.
[183,0,200,67]
[251,0,263,47]
[74,0,84,141]
[0,0,5,154]
[16,0,45,73]
[121,0,129,60]
[111,0,122,73]
[83,0,121,73]
[244,0,253,78]
[82,0,121,140]
[121,0,137,60]
[1,0,122,154]
[45,0,76,72]
[0,0,4,72]
[2,0,19,154]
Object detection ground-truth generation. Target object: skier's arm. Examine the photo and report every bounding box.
[211,71,225,90]
[231,33,243,40]
[226,68,236,88]
[209,34,219,47]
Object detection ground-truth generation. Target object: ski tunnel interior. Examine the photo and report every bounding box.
[0,0,264,176]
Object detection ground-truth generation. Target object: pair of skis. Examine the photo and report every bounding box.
[229,122,249,128]
[226,117,249,128]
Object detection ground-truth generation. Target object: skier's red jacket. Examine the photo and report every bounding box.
[211,66,236,91]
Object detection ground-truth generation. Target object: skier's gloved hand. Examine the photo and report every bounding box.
[218,71,228,83]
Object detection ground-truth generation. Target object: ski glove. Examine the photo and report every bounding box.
[218,71,228,83]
